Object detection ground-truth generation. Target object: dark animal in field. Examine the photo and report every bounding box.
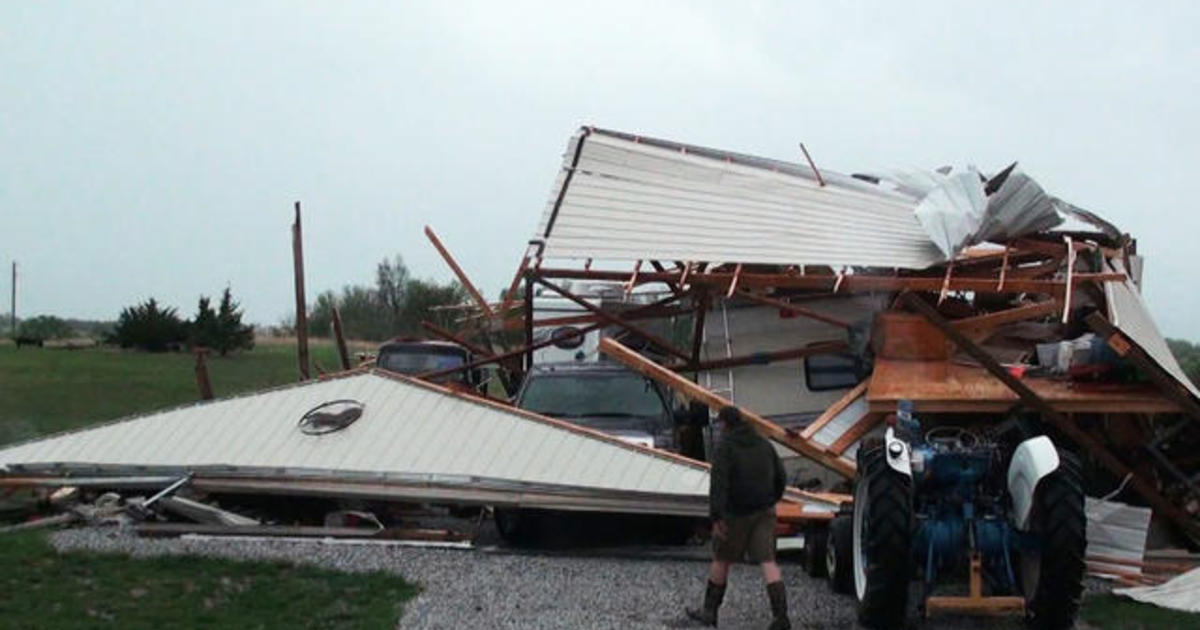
[14,336,44,348]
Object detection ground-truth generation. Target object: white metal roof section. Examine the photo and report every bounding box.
[1105,261,1200,400]
[534,127,944,270]
[0,370,710,508]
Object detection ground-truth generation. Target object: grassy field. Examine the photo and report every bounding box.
[0,339,370,446]
[0,531,415,629]
[0,340,417,628]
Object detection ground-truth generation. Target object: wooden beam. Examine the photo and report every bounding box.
[500,306,693,332]
[900,293,1197,534]
[496,255,531,324]
[734,289,851,329]
[599,337,856,478]
[1085,312,1200,423]
[828,413,884,455]
[536,267,1123,296]
[535,277,693,363]
[951,300,1061,339]
[291,201,310,381]
[331,307,351,370]
[424,225,494,319]
[801,382,870,439]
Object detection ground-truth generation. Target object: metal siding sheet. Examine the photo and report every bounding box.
[536,129,943,269]
[812,395,870,448]
[1106,261,1200,400]
[0,372,709,501]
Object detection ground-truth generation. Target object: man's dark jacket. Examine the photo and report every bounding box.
[709,422,786,521]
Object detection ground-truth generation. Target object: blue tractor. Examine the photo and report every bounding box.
[824,401,1086,629]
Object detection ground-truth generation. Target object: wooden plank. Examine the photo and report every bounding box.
[599,337,856,478]
[901,293,1197,535]
[424,225,494,319]
[801,382,870,439]
[734,289,851,329]
[1086,312,1200,423]
[951,300,1060,338]
[827,413,884,455]
[496,255,531,321]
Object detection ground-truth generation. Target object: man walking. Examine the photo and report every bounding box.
[686,406,790,629]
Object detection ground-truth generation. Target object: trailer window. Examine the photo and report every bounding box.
[804,351,861,391]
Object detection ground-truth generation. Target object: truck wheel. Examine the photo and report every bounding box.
[853,443,913,628]
[803,523,828,578]
[1020,450,1085,630]
[825,513,853,593]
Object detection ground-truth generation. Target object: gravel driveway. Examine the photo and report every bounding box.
[51,527,1099,629]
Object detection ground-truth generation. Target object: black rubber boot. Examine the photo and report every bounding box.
[685,580,726,627]
[766,581,791,630]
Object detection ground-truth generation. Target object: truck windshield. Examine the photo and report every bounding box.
[378,350,466,377]
[519,373,665,420]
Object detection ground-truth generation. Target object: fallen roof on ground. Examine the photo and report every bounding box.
[0,369,718,516]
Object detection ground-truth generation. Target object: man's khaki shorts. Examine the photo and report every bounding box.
[713,507,776,564]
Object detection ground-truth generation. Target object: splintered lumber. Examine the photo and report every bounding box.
[599,337,855,478]
[900,292,1197,536]
[134,523,471,542]
[0,512,78,534]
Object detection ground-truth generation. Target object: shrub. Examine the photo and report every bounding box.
[113,298,186,352]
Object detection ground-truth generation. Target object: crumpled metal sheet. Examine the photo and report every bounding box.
[910,167,1066,258]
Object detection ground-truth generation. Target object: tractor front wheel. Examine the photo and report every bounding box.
[853,442,914,628]
[1019,449,1086,630]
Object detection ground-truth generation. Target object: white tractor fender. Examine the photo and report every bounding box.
[1007,436,1060,530]
[883,427,912,477]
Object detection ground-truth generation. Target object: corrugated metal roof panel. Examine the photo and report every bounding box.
[1105,261,1200,400]
[535,128,944,269]
[0,370,710,504]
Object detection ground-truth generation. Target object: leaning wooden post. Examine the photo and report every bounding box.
[194,348,214,400]
[292,201,310,380]
[523,270,535,372]
[331,307,351,370]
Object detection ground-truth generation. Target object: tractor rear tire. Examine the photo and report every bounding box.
[853,442,914,628]
[826,513,853,593]
[1020,449,1086,630]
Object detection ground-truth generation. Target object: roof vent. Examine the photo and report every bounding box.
[298,400,364,435]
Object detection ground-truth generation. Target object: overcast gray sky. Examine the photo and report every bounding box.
[3,2,1198,339]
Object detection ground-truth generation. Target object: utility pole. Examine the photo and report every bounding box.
[9,261,15,338]
[292,202,310,380]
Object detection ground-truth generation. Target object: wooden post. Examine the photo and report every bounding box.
[690,289,709,379]
[900,292,1197,533]
[194,349,214,400]
[9,261,15,338]
[331,307,351,371]
[292,202,310,380]
[523,271,534,372]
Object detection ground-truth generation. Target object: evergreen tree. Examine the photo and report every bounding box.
[215,286,255,355]
[189,296,220,349]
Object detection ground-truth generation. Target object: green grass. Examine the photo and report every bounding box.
[0,530,416,629]
[1081,593,1198,629]
[0,341,367,446]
